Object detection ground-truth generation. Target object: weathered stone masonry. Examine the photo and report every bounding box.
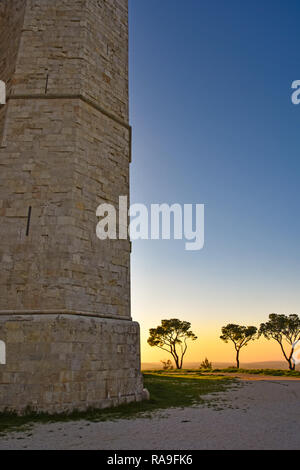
[0,0,144,413]
[0,315,142,413]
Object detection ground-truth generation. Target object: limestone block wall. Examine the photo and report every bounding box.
[0,95,131,317]
[10,0,85,97]
[0,0,132,318]
[0,315,143,414]
[0,0,143,414]
[0,0,27,142]
[0,98,78,311]
[72,99,131,316]
[10,0,129,120]
[82,0,129,121]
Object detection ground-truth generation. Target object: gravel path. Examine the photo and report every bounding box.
[1,380,300,450]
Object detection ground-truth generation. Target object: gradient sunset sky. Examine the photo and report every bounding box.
[128,0,300,365]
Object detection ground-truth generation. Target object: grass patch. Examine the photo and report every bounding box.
[0,372,234,436]
[211,368,300,377]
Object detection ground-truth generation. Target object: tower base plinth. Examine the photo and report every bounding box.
[0,314,144,414]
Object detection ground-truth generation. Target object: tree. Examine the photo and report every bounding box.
[220,324,257,369]
[148,319,197,369]
[200,358,212,370]
[259,314,300,370]
[160,359,174,370]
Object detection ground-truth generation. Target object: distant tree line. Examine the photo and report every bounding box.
[148,314,300,370]
[220,314,300,370]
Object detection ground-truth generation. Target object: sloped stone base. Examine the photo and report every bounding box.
[0,314,144,414]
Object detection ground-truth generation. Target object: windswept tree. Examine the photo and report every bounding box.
[220,324,257,369]
[259,314,300,370]
[148,319,197,369]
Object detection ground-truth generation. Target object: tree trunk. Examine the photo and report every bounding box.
[174,356,180,369]
[288,359,296,371]
[236,350,240,369]
[279,341,294,370]
[179,353,185,369]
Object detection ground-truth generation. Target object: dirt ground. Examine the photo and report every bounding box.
[1,379,300,450]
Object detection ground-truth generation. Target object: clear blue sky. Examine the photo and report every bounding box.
[128,0,300,363]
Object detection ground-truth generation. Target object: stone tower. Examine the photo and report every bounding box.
[0,0,144,413]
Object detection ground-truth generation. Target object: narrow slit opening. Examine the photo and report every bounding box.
[26,206,32,236]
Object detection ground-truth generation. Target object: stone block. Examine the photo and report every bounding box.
[0,315,143,413]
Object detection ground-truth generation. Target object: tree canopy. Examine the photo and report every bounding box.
[220,324,257,368]
[259,314,300,370]
[148,318,197,369]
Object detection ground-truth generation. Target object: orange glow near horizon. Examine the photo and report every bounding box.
[139,326,286,366]
[131,270,299,367]
[131,241,300,368]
